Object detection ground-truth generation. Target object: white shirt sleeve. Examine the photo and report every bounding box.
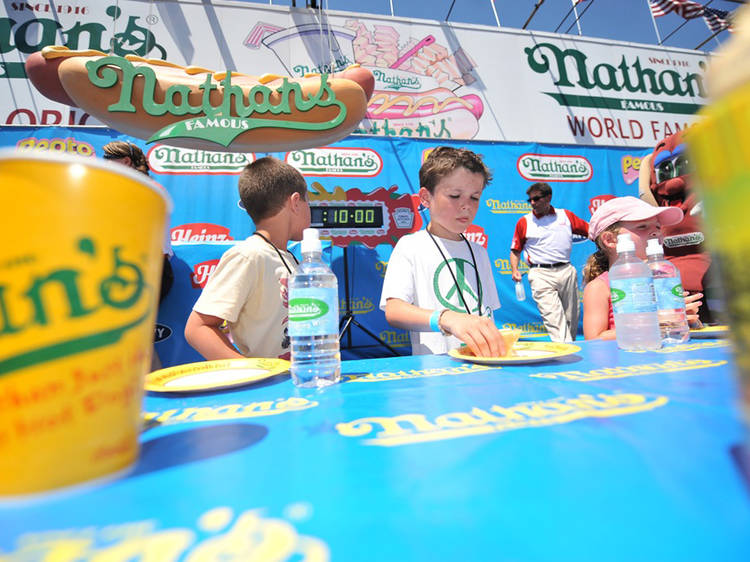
[379,237,417,310]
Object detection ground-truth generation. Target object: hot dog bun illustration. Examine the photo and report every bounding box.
[365,88,483,138]
[26,46,375,153]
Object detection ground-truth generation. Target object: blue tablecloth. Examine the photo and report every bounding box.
[2,339,749,561]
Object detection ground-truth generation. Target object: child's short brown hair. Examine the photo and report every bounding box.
[238,156,308,222]
[419,146,492,193]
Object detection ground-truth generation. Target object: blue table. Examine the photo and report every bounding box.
[2,339,749,561]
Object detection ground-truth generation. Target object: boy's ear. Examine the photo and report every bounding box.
[418,187,431,208]
[289,191,303,211]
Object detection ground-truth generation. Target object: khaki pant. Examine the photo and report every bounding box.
[527,264,579,342]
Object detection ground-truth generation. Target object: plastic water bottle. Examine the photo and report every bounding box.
[609,233,661,351]
[515,280,526,301]
[646,239,690,344]
[288,228,341,387]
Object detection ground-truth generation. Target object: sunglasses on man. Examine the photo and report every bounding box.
[528,195,548,203]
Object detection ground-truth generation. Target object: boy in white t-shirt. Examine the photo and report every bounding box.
[185,157,311,360]
[379,147,505,357]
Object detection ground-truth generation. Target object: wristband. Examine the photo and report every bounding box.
[429,309,442,332]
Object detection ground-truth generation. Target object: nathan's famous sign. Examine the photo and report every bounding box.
[525,42,706,142]
[25,46,375,153]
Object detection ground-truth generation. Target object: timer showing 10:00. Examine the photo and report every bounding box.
[310,204,385,229]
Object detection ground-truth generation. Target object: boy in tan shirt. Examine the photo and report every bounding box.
[185,157,311,360]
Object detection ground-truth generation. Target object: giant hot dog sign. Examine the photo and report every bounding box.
[25,46,375,153]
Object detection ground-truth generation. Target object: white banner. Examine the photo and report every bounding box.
[0,0,709,147]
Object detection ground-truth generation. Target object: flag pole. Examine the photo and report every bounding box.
[646,0,663,44]
[490,0,501,27]
[572,0,583,35]
[523,0,545,30]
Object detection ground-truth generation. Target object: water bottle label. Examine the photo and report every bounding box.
[653,278,684,310]
[288,287,339,336]
[610,278,657,314]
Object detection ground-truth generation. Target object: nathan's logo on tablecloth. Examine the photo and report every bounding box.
[517,153,593,182]
[589,194,616,216]
[375,260,388,278]
[144,397,317,425]
[172,223,234,244]
[191,259,219,289]
[621,155,644,185]
[524,43,706,114]
[485,199,531,214]
[285,147,382,177]
[147,145,254,174]
[463,224,487,248]
[16,136,94,156]
[344,362,490,382]
[336,392,668,446]
[530,358,727,382]
[0,506,328,559]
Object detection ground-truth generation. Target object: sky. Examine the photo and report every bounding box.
[241,0,744,53]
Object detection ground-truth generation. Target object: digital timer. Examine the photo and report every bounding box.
[310,205,385,229]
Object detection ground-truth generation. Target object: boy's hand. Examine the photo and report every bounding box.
[684,291,703,329]
[440,310,507,358]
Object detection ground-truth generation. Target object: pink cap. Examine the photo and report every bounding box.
[588,196,683,241]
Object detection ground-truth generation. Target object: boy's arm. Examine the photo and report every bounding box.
[384,298,506,358]
[582,278,615,340]
[185,310,245,361]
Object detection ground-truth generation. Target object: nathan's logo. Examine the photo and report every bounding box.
[372,69,422,91]
[340,296,374,315]
[147,145,254,174]
[285,147,382,177]
[610,288,626,304]
[622,155,643,185]
[172,223,234,243]
[589,194,615,216]
[1,5,166,78]
[379,330,410,347]
[463,225,487,248]
[485,199,531,214]
[517,153,593,182]
[0,237,151,375]
[85,57,347,147]
[494,258,529,275]
[525,43,706,115]
[289,299,329,321]
[154,323,172,343]
[191,260,219,289]
[375,260,388,278]
[17,137,94,156]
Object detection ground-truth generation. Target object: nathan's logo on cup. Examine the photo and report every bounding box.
[463,225,488,248]
[172,223,234,243]
[147,145,254,174]
[589,194,616,216]
[191,259,219,289]
[285,147,382,177]
[485,199,530,214]
[517,153,593,182]
[17,137,95,156]
[621,155,643,185]
[289,298,329,321]
[0,237,151,374]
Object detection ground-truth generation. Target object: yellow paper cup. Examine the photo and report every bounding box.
[688,82,750,423]
[0,149,171,496]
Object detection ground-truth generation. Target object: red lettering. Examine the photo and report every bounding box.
[629,120,643,139]
[6,108,36,124]
[587,117,603,138]
[651,120,661,140]
[40,109,62,125]
[566,115,586,137]
[604,118,617,138]
[617,120,630,139]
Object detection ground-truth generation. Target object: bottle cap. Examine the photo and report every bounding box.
[301,228,322,254]
[616,233,635,253]
[646,238,664,256]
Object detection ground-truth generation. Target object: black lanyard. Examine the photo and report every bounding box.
[427,230,483,316]
[253,232,299,275]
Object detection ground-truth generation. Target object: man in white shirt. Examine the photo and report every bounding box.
[510,182,589,342]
